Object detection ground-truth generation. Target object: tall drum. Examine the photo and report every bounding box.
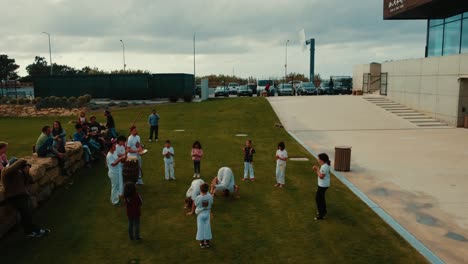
[123,156,139,183]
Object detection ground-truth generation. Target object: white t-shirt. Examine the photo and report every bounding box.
[318,164,331,187]
[162,147,175,161]
[195,193,213,215]
[127,135,141,157]
[116,145,126,169]
[186,179,205,200]
[276,149,288,165]
[106,151,120,174]
[215,167,235,193]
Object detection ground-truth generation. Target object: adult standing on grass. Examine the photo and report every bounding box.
[210,167,239,197]
[312,153,331,220]
[104,110,117,139]
[106,142,126,205]
[148,109,160,142]
[1,159,50,237]
[127,126,144,185]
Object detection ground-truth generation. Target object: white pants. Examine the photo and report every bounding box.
[108,171,121,205]
[276,162,286,184]
[164,158,175,180]
[196,210,212,241]
[244,162,254,179]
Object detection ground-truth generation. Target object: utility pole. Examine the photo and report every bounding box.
[285,40,289,84]
[42,32,53,75]
[120,40,126,72]
[193,33,196,90]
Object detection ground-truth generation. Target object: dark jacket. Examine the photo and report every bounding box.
[1,159,33,199]
[126,193,142,218]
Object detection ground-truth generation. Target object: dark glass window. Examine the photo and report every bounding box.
[428,25,444,56]
[443,20,462,55]
[445,14,462,23]
[462,19,468,53]
[429,19,444,27]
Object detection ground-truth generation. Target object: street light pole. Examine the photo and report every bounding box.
[42,32,52,75]
[120,40,126,72]
[285,40,289,84]
[193,33,196,90]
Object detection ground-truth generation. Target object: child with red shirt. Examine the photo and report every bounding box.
[124,182,142,241]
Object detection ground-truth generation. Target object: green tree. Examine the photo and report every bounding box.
[0,54,20,80]
[25,56,50,77]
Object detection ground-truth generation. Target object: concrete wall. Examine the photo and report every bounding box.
[352,64,369,91]
[382,54,468,126]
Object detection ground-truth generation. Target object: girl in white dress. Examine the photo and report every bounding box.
[195,183,213,248]
[275,142,288,188]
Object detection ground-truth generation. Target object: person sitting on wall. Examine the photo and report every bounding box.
[36,126,67,174]
[210,167,239,198]
[0,141,15,173]
[35,126,64,159]
[73,124,94,166]
[52,120,66,153]
[1,158,51,237]
[87,116,105,153]
[104,110,118,139]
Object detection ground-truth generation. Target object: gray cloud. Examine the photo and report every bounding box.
[0,0,427,77]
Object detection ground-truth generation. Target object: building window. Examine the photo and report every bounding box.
[428,25,444,57]
[462,19,468,53]
[443,20,462,55]
[427,13,467,57]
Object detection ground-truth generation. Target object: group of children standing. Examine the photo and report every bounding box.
[102,109,331,247]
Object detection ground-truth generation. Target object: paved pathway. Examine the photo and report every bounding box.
[269,95,468,264]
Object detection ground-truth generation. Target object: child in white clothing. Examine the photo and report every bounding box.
[275,141,288,188]
[195,183,213,248]
[162,140,175,180]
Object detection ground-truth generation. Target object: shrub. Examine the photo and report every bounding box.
[169,96,178,103]
[89,105,101,111]
[17,98,26,105]
[9,98,17,104]
[131,101,139,106]
[67,96,77,107]
[24,98,31,104]
[76,96,88,107]
[108,102,117,107]
[32,97,41,104]
[83,94,92,103]
[183,95,193,103]
[118,102,128,107]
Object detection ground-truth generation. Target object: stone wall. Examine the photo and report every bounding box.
[0,105,84,117]
[0,142,86,238]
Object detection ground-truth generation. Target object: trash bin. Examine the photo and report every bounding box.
[334,146,352,172]
[465,115,468,129]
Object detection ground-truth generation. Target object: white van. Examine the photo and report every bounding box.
[256,80,275,96]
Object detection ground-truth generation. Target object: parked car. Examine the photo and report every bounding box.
[237,85,253,97]
[277,83,294,96]
[256,79,275,96]
[247,83,257,94]
[296,82,317,95]
[319,83,334,95]
[227,83,239,95]
[214,86,229,97]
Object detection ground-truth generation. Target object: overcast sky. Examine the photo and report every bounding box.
[1,0,427,78]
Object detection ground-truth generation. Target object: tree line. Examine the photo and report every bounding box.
[1,54,311,85]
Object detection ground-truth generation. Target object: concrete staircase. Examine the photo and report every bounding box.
[363,97,451,128]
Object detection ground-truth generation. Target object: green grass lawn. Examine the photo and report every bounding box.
[0,98,427,263]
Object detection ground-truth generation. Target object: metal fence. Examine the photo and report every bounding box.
[34,73,194,99]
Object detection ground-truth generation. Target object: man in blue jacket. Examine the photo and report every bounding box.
[148,109,160,142]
